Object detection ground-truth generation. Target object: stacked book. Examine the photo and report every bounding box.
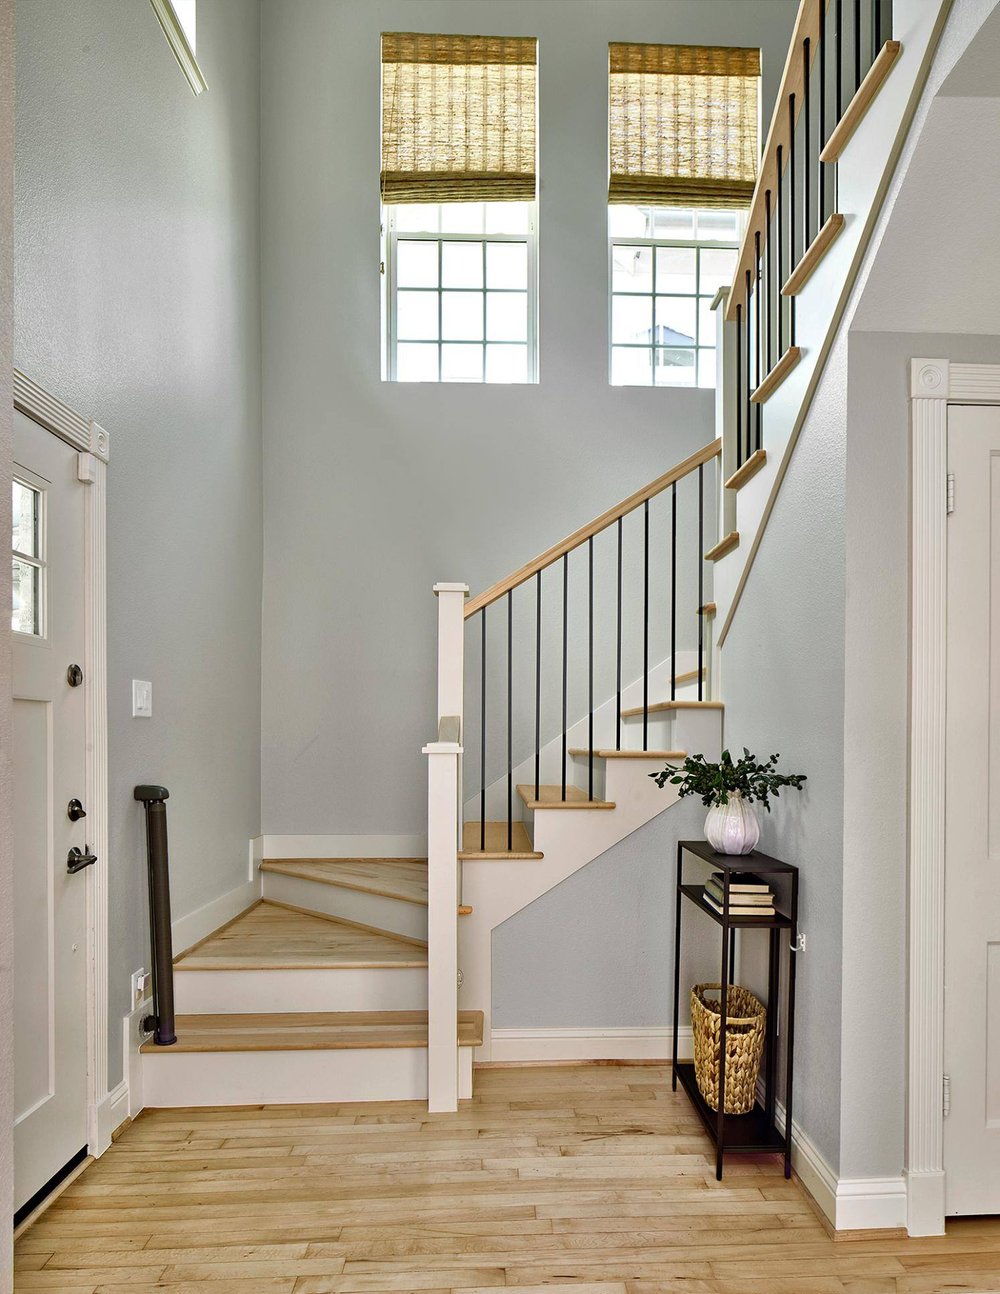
[702,871,775,917]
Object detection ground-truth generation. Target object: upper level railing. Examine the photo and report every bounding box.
[726,0,898,470]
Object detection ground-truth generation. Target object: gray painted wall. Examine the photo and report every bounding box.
[1,0,14,1276]
[14,0,263,1085]
[259,0,799,837]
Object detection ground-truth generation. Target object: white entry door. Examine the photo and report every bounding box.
[13,409,90,1216]
[944,403,1000,1216]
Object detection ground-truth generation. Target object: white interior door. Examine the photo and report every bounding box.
[13,410,90,1216]
[944,402,1000,1216]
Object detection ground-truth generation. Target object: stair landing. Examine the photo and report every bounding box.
[174,900,427,971]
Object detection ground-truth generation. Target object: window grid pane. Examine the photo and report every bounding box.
[610,210,739,388]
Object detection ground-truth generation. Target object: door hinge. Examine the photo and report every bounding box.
[943,1073,952,1117]
[946,473,955,514]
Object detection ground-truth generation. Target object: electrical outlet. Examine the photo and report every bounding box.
[130,968,150,1007]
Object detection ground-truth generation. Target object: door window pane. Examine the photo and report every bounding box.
[12,559,39,635]
[12,481,38,557]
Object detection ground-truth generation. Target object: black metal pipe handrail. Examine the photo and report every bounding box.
[134,785,176,1047]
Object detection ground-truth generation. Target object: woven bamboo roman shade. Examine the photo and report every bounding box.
[381,32,537,203]
[609,43,760,208]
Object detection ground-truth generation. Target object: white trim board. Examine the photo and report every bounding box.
[261,833,428,860]
[14,373,113,1171]
[907,359,1000,1237]
[171,875,261,956]
[489,1026,693,1063]
[149,0,207,96]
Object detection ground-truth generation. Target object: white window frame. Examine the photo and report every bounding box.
[383,204,539,384]
[150,0,207,96]
[608,209,745,389]
[12,469,48,642]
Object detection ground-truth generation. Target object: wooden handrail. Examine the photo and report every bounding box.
[464,439,721,618]
[725,0,827,323]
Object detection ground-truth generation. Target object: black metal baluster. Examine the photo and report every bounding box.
[697,466,704,700]
[506,590,513,851]
[745,268,753,458]
[836,0,843,122]
[534,572,541,800]
[480,607,486,852]
[735,302,743,469]
[855,0,862,87]
[642,500,649,751]
[588,537,594,801]
[765,190,773,377]
[874,0,882,51]
[788,93,797,346]
[777,145,784,352]
[670,482,677,701]
[819,0,827,220]
[615,519,622,752]
[803,38,811,254]
[561,553,568,801]
[754,230,762,450]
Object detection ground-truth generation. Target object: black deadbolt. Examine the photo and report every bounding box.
[67,799,87,822]
[67,664,84,687]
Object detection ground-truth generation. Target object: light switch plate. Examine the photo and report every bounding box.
[132,679,152,718]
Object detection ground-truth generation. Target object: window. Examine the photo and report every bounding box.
[381,33,538,383]
[150,0,207,95]
[607,43,759,387]
[610,207,742,388]
[385,202,536,383]
[12,479,44,637]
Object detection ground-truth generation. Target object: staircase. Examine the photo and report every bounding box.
[140,0,950,1113]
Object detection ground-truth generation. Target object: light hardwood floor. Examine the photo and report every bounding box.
[14,1063,1000,1292]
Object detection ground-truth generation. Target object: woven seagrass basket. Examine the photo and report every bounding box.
[690,983,766,1114]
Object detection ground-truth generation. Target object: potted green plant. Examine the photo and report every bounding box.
[650,749,806,855]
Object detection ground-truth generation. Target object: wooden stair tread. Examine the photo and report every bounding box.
[460,820,543,859]
[725,449,767,491]
[751,345,801,404]
[174,900,427,971]
[569,748,685,760]
[516,784,615,810]
[782,213,845,295]
[260,857,428,906]
[705,531,739,562]
[621,699,724,718]
[141,1010,485,1054]
[820,41,902,162]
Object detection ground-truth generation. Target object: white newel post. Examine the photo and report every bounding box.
[424,583,468,1113]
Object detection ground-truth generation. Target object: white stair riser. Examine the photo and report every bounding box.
[174,966,427,1014]
[261,870,428,941]
[142,1044,473,1107]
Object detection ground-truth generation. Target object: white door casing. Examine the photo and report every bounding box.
[908,359,1000,1236]
[13,411,90,1211]
[11,372,112,1216]
[943,403,1000,1216]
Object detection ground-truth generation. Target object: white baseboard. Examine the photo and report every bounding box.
[91,1081,129,1157]
[768,1087,907,1231]
[261,833,427,859]
[171,876,260,954]
[489,1026,693,1063]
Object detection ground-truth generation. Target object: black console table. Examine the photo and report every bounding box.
[672,840,799,1180]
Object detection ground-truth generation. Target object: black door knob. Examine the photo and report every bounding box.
[67,799,87,822]
[67,664,84,687]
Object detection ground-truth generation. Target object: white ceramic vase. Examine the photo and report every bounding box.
[704,793,760,855]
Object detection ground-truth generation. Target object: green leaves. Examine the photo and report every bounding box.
[649,747,806,809]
